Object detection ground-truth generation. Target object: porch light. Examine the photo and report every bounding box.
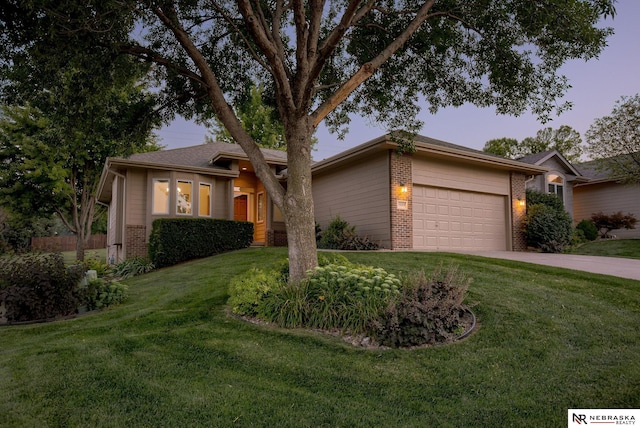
[400,183,408,193]
[517,198,525,207]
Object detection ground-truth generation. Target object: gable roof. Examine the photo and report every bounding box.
[312,134,547,175]
[517,149,585,180]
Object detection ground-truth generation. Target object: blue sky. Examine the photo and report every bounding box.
[157,1,640,161]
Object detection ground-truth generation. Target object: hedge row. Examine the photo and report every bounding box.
[148,218,254,268]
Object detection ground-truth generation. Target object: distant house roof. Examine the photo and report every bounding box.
[517,149,586,182]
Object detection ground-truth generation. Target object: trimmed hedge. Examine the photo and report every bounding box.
[148,218,254,268]
[0,253,84,322]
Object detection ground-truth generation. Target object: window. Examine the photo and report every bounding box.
[177,180,193,215]
[199,183,211,217]
[257,192,265,222]
[152,179,170,214]
[547,173,564,201]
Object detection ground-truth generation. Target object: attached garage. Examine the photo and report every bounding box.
[413,186,507,250]
[312,134,546,252]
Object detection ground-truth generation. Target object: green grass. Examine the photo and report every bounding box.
[60,248,107,265]
[571,238,640,259]
[1,247,639,427]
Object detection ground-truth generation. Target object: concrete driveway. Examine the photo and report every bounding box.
[458,251,640,281]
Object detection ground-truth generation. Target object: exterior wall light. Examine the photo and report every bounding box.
[400,183,408,193]
[517,198,525,208]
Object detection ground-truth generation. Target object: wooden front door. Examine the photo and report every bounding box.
[233,195,248,222]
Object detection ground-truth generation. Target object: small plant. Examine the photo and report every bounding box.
[524,204,573,253]
[317,215,379,250]
[112,257,155,279]
[83,278,128,311]
[76,254,111,277]
[576,219,598,241]
[372,265,471,348]
[590,211,638,238]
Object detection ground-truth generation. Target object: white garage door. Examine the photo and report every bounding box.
[413,186,507,251]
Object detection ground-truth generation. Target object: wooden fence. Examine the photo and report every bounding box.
[30,234,107,252]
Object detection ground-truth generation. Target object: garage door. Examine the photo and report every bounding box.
[413,186,507,251]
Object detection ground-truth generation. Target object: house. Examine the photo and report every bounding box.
[516,150,589,219]
[311,135,546,251]
[572,159,640,238]
[96,142,288,264]
[106,134,640,262]
[518,150,640,238]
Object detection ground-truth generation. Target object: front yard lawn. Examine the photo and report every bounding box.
[572,238,640,259]
[1,248,639,427]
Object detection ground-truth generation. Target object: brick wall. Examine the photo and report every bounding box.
[510,172,528,251]
[389,151,413,249]
[125,225,148,259]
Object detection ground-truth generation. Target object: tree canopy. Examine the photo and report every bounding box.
[0,0,616,280]
[586,94,640,183]
[484,125,583,162]
[0,27,161,259]
[207,85,286,150]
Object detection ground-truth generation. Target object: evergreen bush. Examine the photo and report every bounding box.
[317,215,378,250]
[576,219,598,241]
[0,253,84,322]
[525,204,573,252]
[149,218,253,268]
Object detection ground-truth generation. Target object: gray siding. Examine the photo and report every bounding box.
[313,151,391,248]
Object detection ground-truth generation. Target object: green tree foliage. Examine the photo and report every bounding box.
[586,94,640,183]
[207,85,286,150]
[0,0,615,280]
[483,138,520,158]
[484,126,583,162]
[0,72,160,260]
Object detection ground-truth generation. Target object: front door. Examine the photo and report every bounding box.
[234,195,248,222]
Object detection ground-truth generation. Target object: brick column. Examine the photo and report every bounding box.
[510,172,527,251]
[125,225,148,259]
[389,151,413,249]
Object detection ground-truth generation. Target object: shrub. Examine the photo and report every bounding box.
[112,257,155,279]
[227,268,284,317]
[576,219,598,241]
[526,189,564,211]
[372,265,471,348]
[149,218,253,268]
[228,261,399,333]
[317,215,379,250]
[590,211,638,238]
[0,253,84,322]
[524,204,573,253]
[82,279,128,311]
[76,254,111,277]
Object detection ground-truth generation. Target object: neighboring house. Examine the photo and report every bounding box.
[518,150,640,238]
[96,142,288,263]
[517,150,589,219]
[572,159,640,238]
[311,135,546,251]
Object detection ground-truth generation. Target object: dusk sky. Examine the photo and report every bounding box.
[156,1,640,162]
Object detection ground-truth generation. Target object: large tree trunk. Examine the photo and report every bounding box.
[282,119,318,282]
